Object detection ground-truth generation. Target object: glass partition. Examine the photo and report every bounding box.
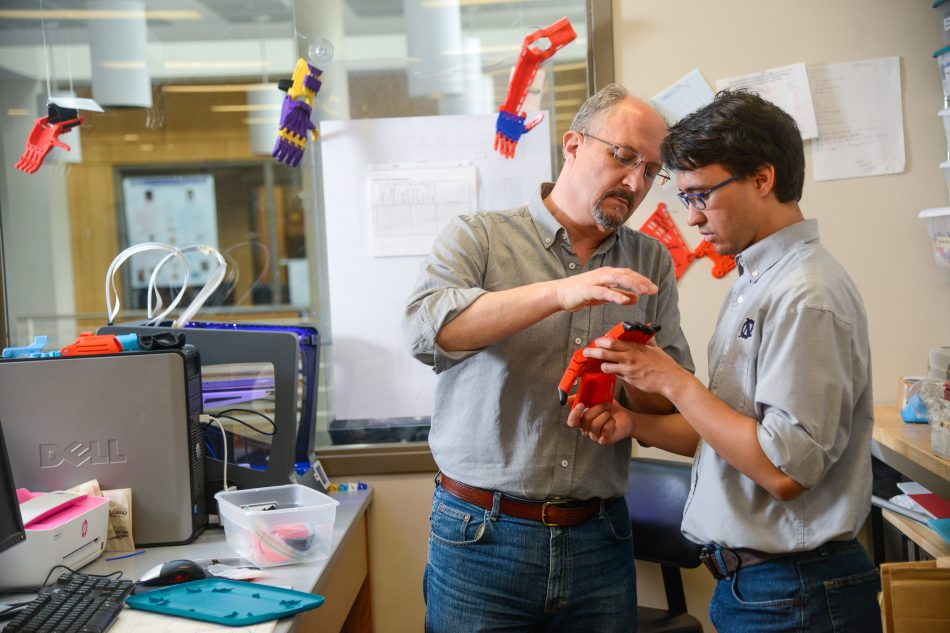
[0,0,612,474]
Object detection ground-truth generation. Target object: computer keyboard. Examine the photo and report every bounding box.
[4,570,134,633]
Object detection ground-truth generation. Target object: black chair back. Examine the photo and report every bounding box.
[625,457,704,633]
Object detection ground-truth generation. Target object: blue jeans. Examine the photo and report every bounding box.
[709,539,882,633]
[424,484,637,633]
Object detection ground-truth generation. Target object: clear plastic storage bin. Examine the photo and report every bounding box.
[919,207,950,269]
[936,0,950,46]
[215,484,339,567]
[935,46,950,107]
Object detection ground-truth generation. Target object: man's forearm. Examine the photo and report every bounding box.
[436,281,560,351]
[630,411,700,456]
[621,383,676,415]
[665,376,806,501]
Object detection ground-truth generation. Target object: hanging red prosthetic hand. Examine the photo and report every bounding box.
[493,17,576,159]
[15,104,84,175]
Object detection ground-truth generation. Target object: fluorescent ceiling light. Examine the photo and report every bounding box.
[165,61,270,70]
[99,61,146,70]
[210,103,280,113]
[243,117,280,125]
[163,83,277,94]
[0,9,201,20]
[423,0,544,7]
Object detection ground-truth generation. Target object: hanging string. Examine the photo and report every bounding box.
[38,0,53,103]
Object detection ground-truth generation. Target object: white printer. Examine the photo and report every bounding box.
[0,490,109,588]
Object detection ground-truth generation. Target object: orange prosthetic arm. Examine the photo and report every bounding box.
[558,321,661,407]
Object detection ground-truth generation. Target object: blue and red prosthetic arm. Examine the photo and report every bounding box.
[493,17,576,159]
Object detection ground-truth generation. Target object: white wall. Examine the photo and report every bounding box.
[361,3,950,632]
[616,0,950,398]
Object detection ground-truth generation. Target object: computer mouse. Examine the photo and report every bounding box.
[136,559,209,589]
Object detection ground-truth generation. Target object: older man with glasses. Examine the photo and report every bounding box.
[570,90,881,633]
[402,83,693,632]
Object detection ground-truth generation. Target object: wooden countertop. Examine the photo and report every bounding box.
[873,404,950,489]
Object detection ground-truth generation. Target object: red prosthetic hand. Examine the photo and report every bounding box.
[15,112,84,175]
[493,17,576,159]
[639,202,696,280]
[692,240,736,278]
[558,321,661,408]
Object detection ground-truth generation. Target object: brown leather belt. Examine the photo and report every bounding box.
[700,546,789,580]
[438,474,607,527]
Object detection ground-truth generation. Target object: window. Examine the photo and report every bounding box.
[0,0,612,474]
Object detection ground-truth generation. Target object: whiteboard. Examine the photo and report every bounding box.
[321,112,552,420]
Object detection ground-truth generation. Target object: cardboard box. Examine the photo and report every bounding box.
[879,557,950,633]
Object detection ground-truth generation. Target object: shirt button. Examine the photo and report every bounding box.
[545,237,551,243]
[737,296,744,304]
[574,337,583,345]
[561,460,569,467]
[568,262,576,270]
[751,270,758,278]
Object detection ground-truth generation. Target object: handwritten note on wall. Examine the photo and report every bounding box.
[716,63,819,139]
[807,56,905,181]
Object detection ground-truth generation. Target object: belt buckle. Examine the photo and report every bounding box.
[699,548,725,580]
[541,499,569,527]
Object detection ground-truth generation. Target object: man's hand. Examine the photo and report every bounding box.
[582,335,689,399]
[554,267,658,312]
[566,398,635,445]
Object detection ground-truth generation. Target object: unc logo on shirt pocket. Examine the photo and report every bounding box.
[712,342,755,414]
[429,502,490,547]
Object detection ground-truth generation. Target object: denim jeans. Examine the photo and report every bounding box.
[424,484,637,633]
[708,539,882,633]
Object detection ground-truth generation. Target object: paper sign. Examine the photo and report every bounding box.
[716,62,819,139]
[652,68,715,124]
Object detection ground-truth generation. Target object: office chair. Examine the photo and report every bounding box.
[625,457,704,633]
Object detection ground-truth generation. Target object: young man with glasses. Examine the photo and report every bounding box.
[403,83,693,632]
[569,90,881,632]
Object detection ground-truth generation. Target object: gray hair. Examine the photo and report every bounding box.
[570,83,629,134]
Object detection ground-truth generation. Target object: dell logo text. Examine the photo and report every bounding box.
[39,440,128,468]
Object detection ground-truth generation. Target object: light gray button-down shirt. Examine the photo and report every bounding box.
[403,184,693,500]
[681,219,874,552]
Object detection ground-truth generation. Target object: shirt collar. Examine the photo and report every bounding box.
[531,182,564,251]
[529,182,621,253]
[735,218,819,283]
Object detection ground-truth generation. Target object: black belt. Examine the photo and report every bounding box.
[438,474,609,527]
[700,547,789,580]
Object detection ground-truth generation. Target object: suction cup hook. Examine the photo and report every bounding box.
[308,38,334,65]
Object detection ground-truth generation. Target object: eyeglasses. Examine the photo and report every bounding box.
[581,133,671,185]
[676,175,740,211]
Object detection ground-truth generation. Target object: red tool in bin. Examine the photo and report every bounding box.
[558,321,661,408]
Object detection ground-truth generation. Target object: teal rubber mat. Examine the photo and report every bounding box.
[125,578,324,625]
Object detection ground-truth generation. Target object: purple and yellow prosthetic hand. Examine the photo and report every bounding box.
[273,58,322,167]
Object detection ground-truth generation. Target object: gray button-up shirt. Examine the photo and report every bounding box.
[403,184,693,500]
[681,219,874,552]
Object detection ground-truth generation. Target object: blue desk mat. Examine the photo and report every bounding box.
[125,578,324,626]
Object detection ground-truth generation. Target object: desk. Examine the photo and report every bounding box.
[2,489,372,633]
[872,405,950,559]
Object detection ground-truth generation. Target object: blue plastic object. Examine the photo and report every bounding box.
[900,394,930,423]
[124,578,324,625]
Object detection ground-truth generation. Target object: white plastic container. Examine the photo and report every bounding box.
[919,207,950,269]
[941,110,950,160]
[935,46,950,107]
[215,484,339,567]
